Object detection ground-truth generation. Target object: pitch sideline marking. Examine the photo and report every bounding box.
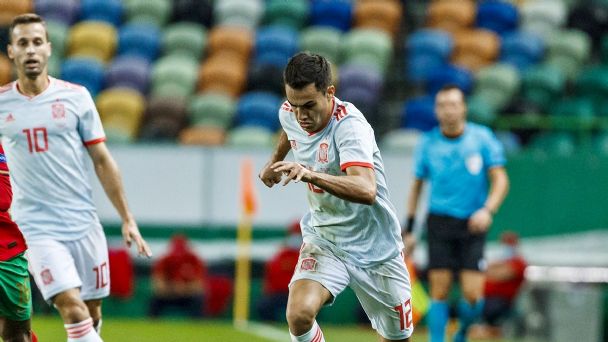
[236,321,291,341]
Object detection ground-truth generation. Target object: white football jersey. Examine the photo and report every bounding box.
[279,97,403,267]
[0,77,105,241]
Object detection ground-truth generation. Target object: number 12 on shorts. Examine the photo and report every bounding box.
[394,298,413,330]
[93,262,108,289]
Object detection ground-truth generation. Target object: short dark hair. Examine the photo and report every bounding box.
[283,52,332,92]
[9,13,48,43]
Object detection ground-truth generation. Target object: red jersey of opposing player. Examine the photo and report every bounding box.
[0,144,27,261]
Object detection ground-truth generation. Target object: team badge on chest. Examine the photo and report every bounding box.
[317,141,329,163]
[52,102,65,120]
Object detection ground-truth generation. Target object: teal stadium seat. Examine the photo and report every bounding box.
[123,0,171,27]
[546,29,591,79]
[529,132,577,156]
[151,55,199,99]
[549,97,596,128]
[214,0,264,30]
[46,20,68,76]
[300,26,343,64]
[522,63,566,111]
[574,65,608,108]
[520,0,567,39]
[227,126,275,148]
[594,132,608,155]
[188,92,236,129]
[264,0,309,29]
[341,28,393,75]
[162,22,207,60]
[466,95,497,125]
[473,63,520,111]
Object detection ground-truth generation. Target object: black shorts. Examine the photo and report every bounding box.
[426,213,486,271]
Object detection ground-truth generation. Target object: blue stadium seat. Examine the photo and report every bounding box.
[60,57,105,97]
[339,86,378,120]
[234,91,282,131]
[500,30,545,72]
[406,29,453,82]
[401,96,438,132]
[35,0,80,25]
[104,56,150,94]
[247,62,284,94]
[80,0,123,26]
[310,0,353,32]
[476,0,519,36]
[254,25,299,69]
[338,63,383,103]
[426,64,474,95]
[118,23,161,63]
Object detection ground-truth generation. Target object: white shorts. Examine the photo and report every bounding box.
[290,243,414,340]
[27,225,110,303]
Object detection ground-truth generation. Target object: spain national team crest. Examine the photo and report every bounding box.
[41,268,54,285]
[317,141,329,163]
[52,102,66,119]
[300,257,317,272]
[290,140,298,150]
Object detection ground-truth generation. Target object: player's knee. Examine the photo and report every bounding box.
[286,304,316,330]
[53,294,89,323]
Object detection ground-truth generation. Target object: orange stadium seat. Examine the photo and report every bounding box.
[427,0,476,33]
[0,0,32,25]
[179,126,226,146]
[451,29,500,72]
[354,0,403,37]
[207,26,254,63]
[197,53,248,97]
[0,53,12,86]
[67,21,117,63]
[96,87,145,142]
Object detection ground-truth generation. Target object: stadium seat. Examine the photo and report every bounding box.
[341,28,393,75]
[529,132,576,156]
[474,63,520,111]
[495,130,522,155]
[234,91,282,131]
[117,22,161,62]
[401,96,438,132]
[227,126,275,148]
[67,21,117,63]
[567,2,608,49]
[0,0,32,25]
[500,30,545,72]
[574,65,608,106]
[451,29,500,72]
[426,64,474,95]
[550,97,595,121]
[247,62,284,95]
[254,25,300,69]
[427,0,476,33]
[354,0,403,37]
[405,29,453,83]
[545,29,591,79]
[48,55,61,77]
[520,0,567,39]
[0,53,12,85]
[139,96,187,141]
[198,53,248,97]
[338,63,383,104]
[594,132,608,155]
[207,26,254,63]
[162,22,207,60]
[104,56,150,94]
[46,20,69,59]
[60,58,105,97]
[179,126,226,146]
[380,129,421,153]
[475,0,518,36]
[34,0,80,25]
[264,0,309,29]
[214,0,264,29]
[150,55,198,99]
[123,0,171,27]
[188,92,236,128]
[310,0,353,32]
[521,63,566,111]
[80,0,123,26]
[96,87,145,142]
[338,86,378,120]
[172,0,213,28]
[300,26,343,64]
[466,94,497,125]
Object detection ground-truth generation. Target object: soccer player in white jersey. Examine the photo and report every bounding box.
[0,14,151,342]
[259,52,413,342]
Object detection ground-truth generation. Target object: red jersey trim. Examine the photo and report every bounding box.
[83,137,106,146]
[340,162,374,171]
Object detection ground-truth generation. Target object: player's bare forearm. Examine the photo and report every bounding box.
[484,166,509,214]
[406,178,424,217]
[269,130,291,163]
[308,170,376,205]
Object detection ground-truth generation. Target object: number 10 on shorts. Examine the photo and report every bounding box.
[394,298,413,330]
[93,262,108,289]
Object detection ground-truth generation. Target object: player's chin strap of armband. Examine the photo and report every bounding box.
[402,216,415,234]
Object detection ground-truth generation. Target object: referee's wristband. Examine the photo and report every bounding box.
[403,216,415,234]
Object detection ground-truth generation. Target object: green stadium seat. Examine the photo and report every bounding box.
[264,0,309,29]
[188,92,236,129]
[341,28,393,75]
[46,20,69,59]
[594,132,608,155]
[574,65,608,106]
[474,63,520,111]
[214,0,264,30]
[300,26,343,64]
[520,0,567,39]
[546,29,591,79]
[529,132,577,156]
[124,0,171,26]
[162,22,207,60]
[227,126,275,148]
[380,129,421,153]
[466,95,497,125]
[151,55,199,99]
[549,97,596,128]
[47,54,61,78]
[522,63,566,111]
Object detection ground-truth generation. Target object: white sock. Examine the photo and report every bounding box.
[290,320,325,342]
[64,318,103,342]
[94,319,102,334]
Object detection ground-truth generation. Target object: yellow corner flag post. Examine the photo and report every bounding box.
[233,158,258,328]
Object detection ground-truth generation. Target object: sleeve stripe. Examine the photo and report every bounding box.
[340,161,374,171]
[83,137,106,146]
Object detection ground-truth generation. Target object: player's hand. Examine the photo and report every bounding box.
[122,219,152,257]
[468,207,493,233]
[403,233,417,257]
[271,161,312,186]
[259,161,283,188]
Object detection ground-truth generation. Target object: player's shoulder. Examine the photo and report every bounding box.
[0,82,15,97]
[52,77,89,96]
[467,122,496,140]
[280,100,293,113]
[332,98,367,127]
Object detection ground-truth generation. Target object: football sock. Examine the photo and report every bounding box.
[290,320,325,342]
[428,300,449,342]
[64,318,103,342]
[453,298,484,342]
